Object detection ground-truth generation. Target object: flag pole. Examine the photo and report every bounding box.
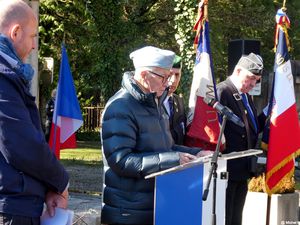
[203,0,208,23]
[282,0,287,11]
[50,45,64,158]
[283,0,286,7]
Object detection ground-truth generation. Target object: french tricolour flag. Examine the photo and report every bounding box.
[49,45,83,159]
[265,9,300,194]
[185,1,221,150]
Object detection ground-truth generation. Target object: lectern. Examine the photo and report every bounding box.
[146,149,262,225]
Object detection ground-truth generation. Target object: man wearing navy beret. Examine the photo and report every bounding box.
[100,46,211,225]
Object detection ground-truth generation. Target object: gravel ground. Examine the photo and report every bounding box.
[65,164,103,195]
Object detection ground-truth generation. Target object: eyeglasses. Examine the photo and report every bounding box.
[148,70,170,83]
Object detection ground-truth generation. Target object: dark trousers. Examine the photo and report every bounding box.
[0,213,40,225]
[44,123,51,142]
[225,180,248,225]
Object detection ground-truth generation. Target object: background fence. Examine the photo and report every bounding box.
[82,105,104,132]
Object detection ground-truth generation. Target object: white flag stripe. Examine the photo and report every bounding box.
[272,60,295,118]
[59,116,83,142]
[188,53,213,109]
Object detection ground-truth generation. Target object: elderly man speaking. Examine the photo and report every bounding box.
[100,46,209,225]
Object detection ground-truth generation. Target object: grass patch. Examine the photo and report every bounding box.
[296,182,300,190]
[59,141,103,194]
[76,140,101,149]
[60,142,102,167]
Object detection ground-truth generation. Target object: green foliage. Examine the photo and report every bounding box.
[39,0,98,104]
[39,0,300,108]
[76,131,100,142]
[285,1,300,59]
[173,0,197,103]
[39,0,177,104]
[85,0,178,101]
[208,0,275,79]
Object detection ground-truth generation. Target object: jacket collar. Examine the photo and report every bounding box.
[122,71,157,107]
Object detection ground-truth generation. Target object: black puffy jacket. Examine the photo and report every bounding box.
[101,72,200,225]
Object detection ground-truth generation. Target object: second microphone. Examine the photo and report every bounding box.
[203,96,245,127]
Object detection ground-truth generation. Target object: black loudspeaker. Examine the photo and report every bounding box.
[291,60,300,77]
[228,39,261,75]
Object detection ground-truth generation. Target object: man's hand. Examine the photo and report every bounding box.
[45,189,69,217]
[179,153,197,165]
[196,150,214,157]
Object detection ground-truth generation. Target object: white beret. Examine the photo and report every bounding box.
[130,46,175,69]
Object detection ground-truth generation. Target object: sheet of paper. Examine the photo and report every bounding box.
[40,207,74,225]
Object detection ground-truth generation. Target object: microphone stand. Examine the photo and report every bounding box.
[202,114,227,225]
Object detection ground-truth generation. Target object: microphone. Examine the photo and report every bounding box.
[204,96,245,127]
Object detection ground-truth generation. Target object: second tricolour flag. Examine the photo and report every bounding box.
[264,9,300,194]
[49,45,83,159]
[185,1,221,150]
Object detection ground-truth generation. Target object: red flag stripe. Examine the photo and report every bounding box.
[267,105,300,166]
[187,96,220,144]
[266,160,295,193]
[49,123,61,158]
